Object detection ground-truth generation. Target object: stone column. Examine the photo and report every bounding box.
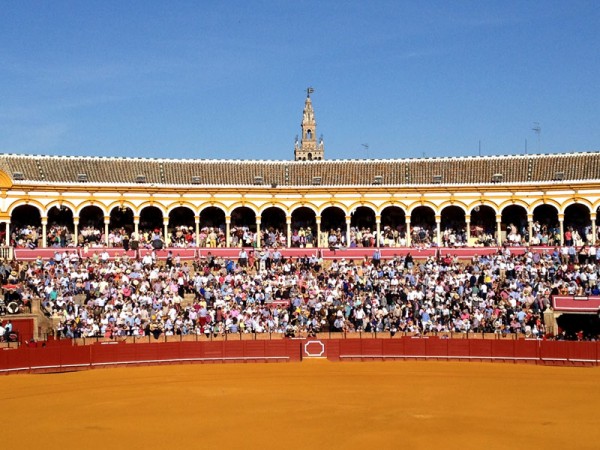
[41,217,48,248]
[225,216,231,248]
[592,213,597,245]
[527,214,533,245]
[255,218,261,248]
[405,216,411,247]
[559,215,564,246]
[5,222,10,247]
[465,214,471,243]
[345,215,351,247]
[435,215,441,247]
[104,216,110,247]
[496,214,502,246]
[73,218,79,245]
[134,217,139,237]
[316,216,321,248]
[163,218,169,247]
[375,215,381,248]
[543,309,559,336]
[195,215,200,247]
[286,216,292,248]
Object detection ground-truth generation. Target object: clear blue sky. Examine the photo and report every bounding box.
[0,1,598,160]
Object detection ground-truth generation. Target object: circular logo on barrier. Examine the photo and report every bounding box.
[304,340,325,357]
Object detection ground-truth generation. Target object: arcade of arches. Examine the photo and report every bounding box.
[4,199,599,249]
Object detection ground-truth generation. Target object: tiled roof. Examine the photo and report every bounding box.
[0,152,598,186]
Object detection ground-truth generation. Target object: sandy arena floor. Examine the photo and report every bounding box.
[2,361,599,450]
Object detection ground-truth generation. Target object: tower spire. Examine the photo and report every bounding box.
[294,88,324,161]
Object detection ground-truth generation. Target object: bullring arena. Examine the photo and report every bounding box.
[2,360,600,449]
[1,95,600,449]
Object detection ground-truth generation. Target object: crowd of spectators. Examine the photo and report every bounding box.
[410,225,435,247]
[107,228,128,248]
[230,226,255,247]
[46,225,72,247]
[198,227,226,247]
[290,227,315,248]
[78,225,103,246]
[529,222,561,246]
[169,226,195,248]
[7,220,600,253]
[11,225,41,249]
[349,227,376,248]
[441,227,467,247]
[260,228,286,248]
[2,240,600,342]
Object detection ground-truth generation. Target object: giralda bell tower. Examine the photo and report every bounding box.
[294,87,324,161]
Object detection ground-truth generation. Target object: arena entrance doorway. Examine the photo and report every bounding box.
[556,314,600,340]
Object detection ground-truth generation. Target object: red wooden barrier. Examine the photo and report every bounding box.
[115,342,138,363]
[135,342,161,363]
[91,343,120,366]
[203,341,225,360]
[243,341,266,359]
[447,340,470,361]
[3,338,600,375]
[468,340,492,361]
[44,336,67,347]
[567,341,598,366]
[513,339,539,363]
[425,338,448,359]
[264,340,287,358]
[180,341,204,359]
[167,342,186,362]
[381,339,404,358]
[223,341,245,358]
[403,337,427,357]
[60,345,90,369]
[339,340,363,360]
[490,340,515,362]
[360,339,383,358]
[0,349,8,369]
[4,348,30,372]
[539,341,569,365]
[325,339,340,361]
[29,346,62,371]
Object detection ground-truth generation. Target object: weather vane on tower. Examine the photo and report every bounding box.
[306,87,314,97]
